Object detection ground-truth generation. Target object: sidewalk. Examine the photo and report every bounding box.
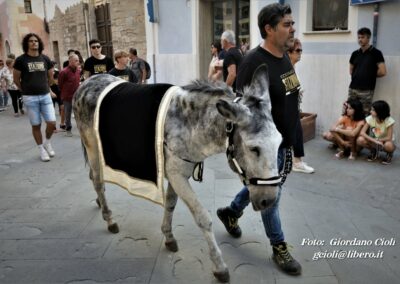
[0,107,399,284]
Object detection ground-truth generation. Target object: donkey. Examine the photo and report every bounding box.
[73,65,282,282]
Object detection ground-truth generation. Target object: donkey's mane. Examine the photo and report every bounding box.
[182,80,235,98]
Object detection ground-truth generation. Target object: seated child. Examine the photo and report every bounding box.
[323,99,365,160]
[357,100,396,165]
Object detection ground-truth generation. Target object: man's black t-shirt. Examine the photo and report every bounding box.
[108,67,137,83]
[236,46,300,147]
[14,54,54,96]
[349,46,384,90]
[84,56,114,77]
[223,47,243,91]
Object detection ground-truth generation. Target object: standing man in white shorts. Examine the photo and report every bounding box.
[13,33,57,162]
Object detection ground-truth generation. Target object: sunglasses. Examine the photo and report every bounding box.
[295,48,303,53]
[91,45,101,49]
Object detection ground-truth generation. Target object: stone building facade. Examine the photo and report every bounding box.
[48,0,146,68]
[48,3,92,68]
[0,0,50,59]
[109,0,146,55]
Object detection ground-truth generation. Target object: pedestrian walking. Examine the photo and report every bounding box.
[13,33,57,162]
[287,38,314,173]
[83,39,114,79]
[217,3,302,275]
[108,50,136,82]
[1,58,23,116]
[220,30,242,92]
[58,53,81,137]
[128,48,147,84]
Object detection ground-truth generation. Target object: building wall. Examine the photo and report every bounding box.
[0,0,50,58]
[49,3,89,68]
[290,0,400,142]
[47,0,146,67]
[109,0,146,58]
[145,0,196,85]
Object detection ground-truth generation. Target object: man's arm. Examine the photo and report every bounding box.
[13,69,22,91]
[349,63,354,76]
[58,71,65,92]
[47,68,55,86]
[225,64,237,87]
[47,68,57,98]
[377,62,386,77]
[141,61,146,83]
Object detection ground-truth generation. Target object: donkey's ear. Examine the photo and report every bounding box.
[216,99,251,125]
[249,64,270,100]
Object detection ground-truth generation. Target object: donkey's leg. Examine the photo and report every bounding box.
[161,183,179,252]
[167,174,229,283]
[83,134,119,234]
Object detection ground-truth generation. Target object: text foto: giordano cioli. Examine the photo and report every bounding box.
[301,237,396,246]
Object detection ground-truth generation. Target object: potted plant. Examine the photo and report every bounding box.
[300,112,317,143]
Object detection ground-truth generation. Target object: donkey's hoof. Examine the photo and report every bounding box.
[95,198,101,208]
[213,269,230,283]
[108,223,119,234]
[165,240,178,252]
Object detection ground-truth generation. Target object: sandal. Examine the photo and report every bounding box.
[348,153,356,160]
[335,151,345,159]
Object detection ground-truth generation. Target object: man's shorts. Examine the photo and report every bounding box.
[348,88,374,113]
[23,94,56,125]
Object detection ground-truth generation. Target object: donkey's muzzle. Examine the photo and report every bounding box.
[251,197,277,211]
[249,185,279,211]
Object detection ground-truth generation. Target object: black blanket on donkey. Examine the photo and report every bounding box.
[96,81,175,205]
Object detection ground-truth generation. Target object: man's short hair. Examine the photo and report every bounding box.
[358,27,371,38]
[114,50,129,62]
[221,30,236,45]
[67,49,75,55]
[89,39,101,46]
[258,3,292,39]
[129,48,138,56]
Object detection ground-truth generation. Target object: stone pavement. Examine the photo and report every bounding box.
[0,107,399,284]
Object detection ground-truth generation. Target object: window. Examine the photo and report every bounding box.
[24,0,32,13]
[313,0,348,31]
[213,0,250,46]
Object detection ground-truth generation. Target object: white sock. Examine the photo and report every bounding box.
[44,139,50,145]
[38,144,44,150]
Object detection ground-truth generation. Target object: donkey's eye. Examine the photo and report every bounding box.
[250,147,260,157]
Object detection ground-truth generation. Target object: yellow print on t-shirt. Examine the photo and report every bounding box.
[28,62,46,72]
[118,75,129,82]
[281,69,300,95]
[94,64,107,74]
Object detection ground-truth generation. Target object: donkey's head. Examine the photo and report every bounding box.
[217,64,282,211]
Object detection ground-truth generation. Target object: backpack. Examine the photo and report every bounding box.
[143,60,151,79]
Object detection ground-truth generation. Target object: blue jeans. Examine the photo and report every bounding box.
[230,147,285,245]
[23,94,56,125]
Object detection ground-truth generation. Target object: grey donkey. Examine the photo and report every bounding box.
[73,64,282,282]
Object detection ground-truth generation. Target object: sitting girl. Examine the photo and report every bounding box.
[323,99,365,160]
[357,100,396,165]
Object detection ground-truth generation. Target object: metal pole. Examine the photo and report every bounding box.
[372,3,379,47]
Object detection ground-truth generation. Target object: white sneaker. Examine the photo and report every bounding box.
[40,147,50,162]
[292,161,314,174]
[44,142,55,157]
